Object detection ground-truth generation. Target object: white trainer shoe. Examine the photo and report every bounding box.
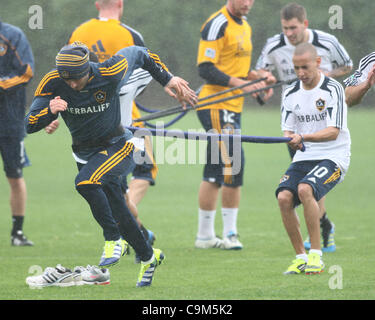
[73,265,110,285]
[26,264,75,288]
[195,237,223,249]
[222,232,243,250]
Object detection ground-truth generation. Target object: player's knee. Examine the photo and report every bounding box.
[297,183,314,201]
[75,181,100,198]
[277,189,294,210]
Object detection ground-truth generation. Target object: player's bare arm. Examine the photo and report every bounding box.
[227,70,275,101]
[323,65,352,79]
[45,119,60,134]
[249,69,277,100]
[286,127,340,150]
[345,64,375,107]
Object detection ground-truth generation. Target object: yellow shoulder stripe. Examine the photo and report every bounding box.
[35,71,60,96]
[99,58,128,77]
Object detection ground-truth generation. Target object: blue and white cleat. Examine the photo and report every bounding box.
[322,223,336,252]
[99,239,128,268]
[136,248,165,287]
[304,224,336,253]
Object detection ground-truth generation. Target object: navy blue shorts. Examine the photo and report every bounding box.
[275,160,342,207]
[75,138,135,188]
[197,108,244,187]
[0,137,31,178]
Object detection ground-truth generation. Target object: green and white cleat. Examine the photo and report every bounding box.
[99,239,128,268]
[136,248,165,287]
[283,258,307,275]
[305,253,324,275]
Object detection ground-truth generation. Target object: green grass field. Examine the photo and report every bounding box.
[0,106,374,301]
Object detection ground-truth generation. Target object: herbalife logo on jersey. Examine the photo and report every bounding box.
[67,102,110,115]
[297,111,327,123]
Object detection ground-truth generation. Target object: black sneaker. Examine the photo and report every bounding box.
[11,230,34,246]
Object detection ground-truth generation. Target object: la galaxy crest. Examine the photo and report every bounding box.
[0,42,8,56]
[94,90,106,103]
[315,98,326,111]
[280,175,290,183]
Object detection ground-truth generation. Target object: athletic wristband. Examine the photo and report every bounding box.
[299,134,304,143]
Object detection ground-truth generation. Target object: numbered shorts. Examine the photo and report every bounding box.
[275,160,342,207]
[0,137,31,178]
[197,108,244,187]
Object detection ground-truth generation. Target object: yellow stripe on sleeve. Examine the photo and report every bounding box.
[34,71,60,96]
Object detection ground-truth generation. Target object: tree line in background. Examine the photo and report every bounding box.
[2,0,374,107]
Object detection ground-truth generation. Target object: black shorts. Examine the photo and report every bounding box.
[197,108,244,187]
[0,137,30,178]
[275,160,342,207]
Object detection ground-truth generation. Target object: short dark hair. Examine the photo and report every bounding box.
[294,42,317,59]
[281,3,307,22]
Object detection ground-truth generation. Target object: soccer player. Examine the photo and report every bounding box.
[344,52,375,107]
[0,20,34,246]
[51,0,157,259]
[276,43,351,275]
[25,42,197,286]
[194,0,275,250]
[255,2,353,253]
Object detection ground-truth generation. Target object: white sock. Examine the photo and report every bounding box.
[221,207,238,237]
[296,253,308,262]
[142,253,155,265]
[309,249,323,257]
[197,209,216,239]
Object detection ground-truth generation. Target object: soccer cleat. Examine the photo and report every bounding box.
[222,232,243,250]
[11,230,34,246]
[135,229,156,264]
[195,236,223,249]
[305,253,324,275]
[99,238,128,267]
[283,258,307,275]
[25,264,75,288]
[304,224,336,253]
[136,248,165,287]
[73,265,110,285]
[322,223,336,252]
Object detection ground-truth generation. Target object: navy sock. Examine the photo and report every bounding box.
[320,213,332,229]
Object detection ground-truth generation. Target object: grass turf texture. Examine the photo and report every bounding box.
[0,106,374,300]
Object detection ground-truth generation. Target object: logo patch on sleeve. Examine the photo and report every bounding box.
[204,48,216,59]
